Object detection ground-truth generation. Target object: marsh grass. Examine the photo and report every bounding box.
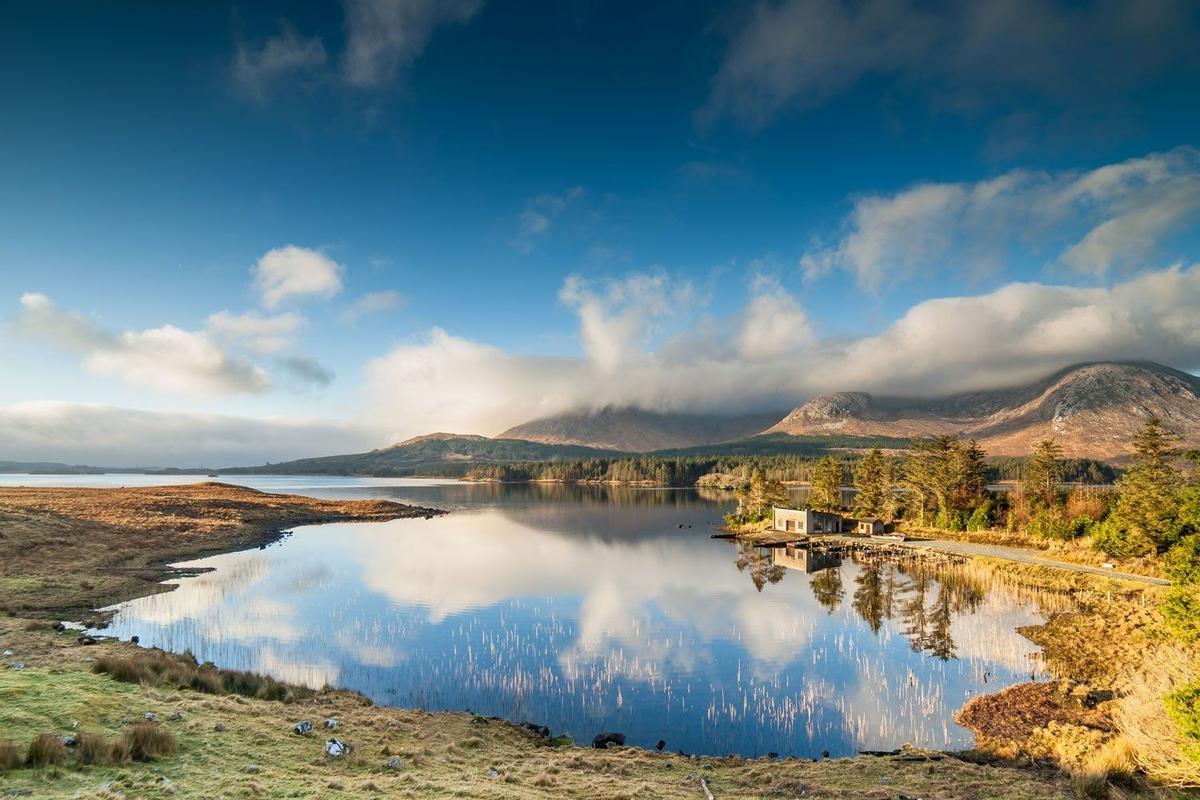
[120,722,176,761]
[25,733,66,767]
[94,649,310,703]
[1115,645,1200,788]
[76,731,129,766]
[0,739,21,771]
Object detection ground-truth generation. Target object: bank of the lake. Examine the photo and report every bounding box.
[0,480,1158,798]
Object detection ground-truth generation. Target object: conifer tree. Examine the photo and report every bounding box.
[853,448,894,520]
[1023,438,1063,507]
[809,456,843,512]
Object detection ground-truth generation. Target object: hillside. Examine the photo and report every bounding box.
[766,361,1200,458]
[498,407,786,451]
[222,435,621,476]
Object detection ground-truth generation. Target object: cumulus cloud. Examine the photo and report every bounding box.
[252,245,344,309]
[701,0,1200,130]
[365,263,1200,439]
[341,289,404,322]
[801,147,1200,290]
[0,402,374,467]
[206,309,305,354]
[342,0,482,88]
[13,294,269,396]
[231,23,328,103]
[509,186,585,253]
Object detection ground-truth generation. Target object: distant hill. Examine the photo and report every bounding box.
[498,407,787,452]
[765,361,1200,459]
[222,435,621,476]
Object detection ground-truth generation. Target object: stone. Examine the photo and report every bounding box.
[213,723,226,732]
[130,635,139,644]
[243,764,259,774]
[52,622,66,631]
[63,734,78,747]
[168,710,183,721]
[592,732,626,749]
[9,662,25,671]
[1,649,12,656]
[143,712,159,722]
[655,739,666,751]
[325,738,351,758]
[488,767,499,779]
[78,636,98,646]
[385,720,400,729]
[520,722,550,739]
[294,720,314,735]
[383,757,404,770]
[323,717,338,730]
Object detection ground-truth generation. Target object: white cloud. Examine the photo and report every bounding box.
[509,186,585,253]
[557,271,695,373]
[232,23,328,103]
[13,294,269,396]
[341,0,483,88]
[801,147,1200,290]
[701,0,1200,130]
[341,289,404,322]
[252,245,344,309]
[0,402,374,467]
[206,309,306,354]
[365,263,1200,439]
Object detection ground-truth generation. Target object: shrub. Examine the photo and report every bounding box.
[120,722,176,761]
[966,502,992,532]
[76,732,127,766]
[26,733,66,767]
[0,740,21,772]
[1166,683,1200,763]
[93,649,310,703]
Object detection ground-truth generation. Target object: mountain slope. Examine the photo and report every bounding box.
[766,361,1200,458]
[223,435,620,476]
[498,407,787,452]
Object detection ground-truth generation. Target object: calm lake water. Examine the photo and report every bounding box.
[2,474,1053,757]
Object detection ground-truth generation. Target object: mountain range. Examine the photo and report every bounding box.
[216,361,1200,475]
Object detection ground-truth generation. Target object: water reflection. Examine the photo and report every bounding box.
[94,483,1052,758]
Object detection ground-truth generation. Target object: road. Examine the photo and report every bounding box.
[828,535,1170,586]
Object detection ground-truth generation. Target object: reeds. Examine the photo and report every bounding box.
[25,733,66,767]
[121,722,176,761]
[1114,644,1200,788]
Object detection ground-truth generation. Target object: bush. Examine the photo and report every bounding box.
[967,502,993,532]
[1166,683,1200,763]
[76,732,127,766]
[94,649,310,703]
[0,740,21,772]
[120,722,176,761]
[26,733,66,767]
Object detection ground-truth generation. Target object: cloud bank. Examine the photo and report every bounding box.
[702,0,1200,130]
[801,147,1200,291]
[365,263,1200,440]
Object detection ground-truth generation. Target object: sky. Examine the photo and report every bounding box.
[2,0,1200,466]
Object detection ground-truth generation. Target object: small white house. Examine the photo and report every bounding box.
[771,507,844,535]
[856,518,886,536]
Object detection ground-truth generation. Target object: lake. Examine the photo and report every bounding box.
[0,475,1053,757]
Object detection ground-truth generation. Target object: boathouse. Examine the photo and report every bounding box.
[771,507,844,535]
[856,518,885,536]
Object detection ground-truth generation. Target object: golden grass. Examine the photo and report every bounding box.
[121,721,177,761]
[1114,644,1200,788]
[25,732,66,767]
[0,739,21,771]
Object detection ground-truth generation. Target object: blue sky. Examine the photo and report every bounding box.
[2,0,1199,465]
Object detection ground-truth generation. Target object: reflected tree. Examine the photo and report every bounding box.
[852,560,890,633]
[810,567,844,612]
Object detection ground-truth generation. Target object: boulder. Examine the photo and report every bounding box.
[325,738,351,758]
[383,757,404,770]
[520,722,550,739]
[213,723,226,732]
[592,732,626,749]
[323,717,338,730]
[62,734,78,747]
[143,712,159,722]
[294,720,314,735]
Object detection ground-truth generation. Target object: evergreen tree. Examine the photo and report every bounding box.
[1023,439,1063,507]
[1098,418,1183,555]
[852,448,894,519]
[809,456,843,512]
[734,470,789,522]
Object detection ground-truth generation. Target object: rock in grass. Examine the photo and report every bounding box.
[243,764,259,774]
[62,734,78,747]
[144,712,159,722]
[325,738,351,758]
[168,710,183,722]
[383,757,404,770]
[294,720,314,735]
[1,648,12,656]
[323,717,338,730]
[592,732,626,749]
[213,723,226,732]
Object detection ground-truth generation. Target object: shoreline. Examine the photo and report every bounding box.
[0,482,1143,797]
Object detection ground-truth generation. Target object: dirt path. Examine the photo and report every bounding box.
[830,534,1171,586]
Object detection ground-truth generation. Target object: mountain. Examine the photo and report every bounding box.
[765,361,1200,458]
[222,435,620,476]
[498,407,787,452]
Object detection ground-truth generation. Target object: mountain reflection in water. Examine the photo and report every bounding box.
[94,482,1053,758]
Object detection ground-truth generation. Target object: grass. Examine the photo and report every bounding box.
[25,733,67,767]
[122,721,177,761]
[0,661,1078,799]
[94,649,312,703]
[1114,645,1200,788]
